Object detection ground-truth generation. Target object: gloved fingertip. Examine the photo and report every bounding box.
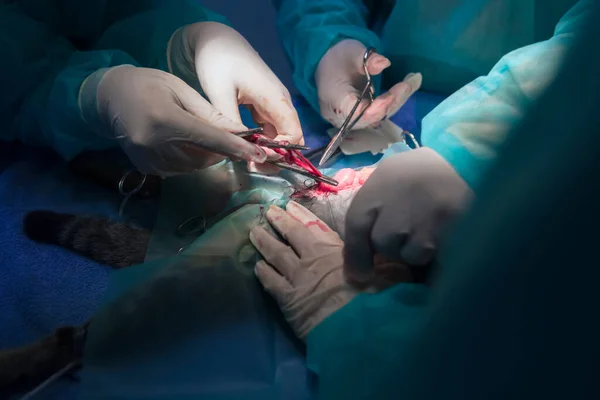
[241,145,267,163]
[264,147,283,161]
[254,261,269,279]
[367,54,391,75]
[249,225,269,243]
[265,204,284,220]
[268,204,284,212]
[254,261,264,273]
[254,260,276,282]
[272,129,304,146]
[403,72,423,92]
[247,161,258,173]
[249,226,258,242]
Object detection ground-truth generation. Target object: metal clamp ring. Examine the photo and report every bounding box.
[403,130,420,149]
[118,169,147,197]
[177,215,207,237]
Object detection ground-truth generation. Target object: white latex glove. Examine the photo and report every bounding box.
[344,148,473,284]
[79,66,268,176]
[249,201,357,339]
[316,39,422,130]
[170,22,304,147]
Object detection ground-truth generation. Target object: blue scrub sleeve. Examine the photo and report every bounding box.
[306,285,429,399]
[0,4,129,159]
[306,2,599,398]
[94,1,229,73]
[0,1,228,160]
[273,0,381,113]
[421,0,591,190]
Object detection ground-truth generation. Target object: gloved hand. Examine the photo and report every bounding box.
[316,39,422,130]
[79,65,268,176]
[249,201,357,339]
[344,147,474,284]
[170,22,304,146]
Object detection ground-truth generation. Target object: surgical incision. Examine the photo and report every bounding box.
[292,167,375,238]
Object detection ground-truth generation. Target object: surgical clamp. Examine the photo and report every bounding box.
[266,160,338,186]
[234,128,310,151]
[235,128,339,186]
[319,48,377,167]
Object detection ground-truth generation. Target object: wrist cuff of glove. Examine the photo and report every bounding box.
[412,147,465,179]
[78,67,112,138]
[78,65,132,139]
[167,26,202,93]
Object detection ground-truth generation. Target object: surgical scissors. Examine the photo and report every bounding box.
[319,48,377,167]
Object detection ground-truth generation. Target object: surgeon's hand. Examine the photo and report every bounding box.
[316,39,422,130]
[79,65,268,176]
[171,22,304,146]
[249,201,357,339]
[344,148,473,284]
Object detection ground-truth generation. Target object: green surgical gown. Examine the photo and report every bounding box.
[0,0,228,160]
[274,0,590,188]
[302,1,600,399]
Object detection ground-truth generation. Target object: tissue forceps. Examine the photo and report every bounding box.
[266,160,338,186]
[235,128,339,186]
[234,127,310,151]
[319,47,377,167]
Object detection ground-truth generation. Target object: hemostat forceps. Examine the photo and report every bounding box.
[235,128,339,187]
[319,48,377,167]
[267,160,338,186]
[234,127,310,151]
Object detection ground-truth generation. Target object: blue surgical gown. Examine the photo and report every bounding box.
[304,0,600,398]
[0,0,228,160]
[275,0,590,188]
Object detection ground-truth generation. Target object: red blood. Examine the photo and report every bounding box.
[292,167,376,197]
[245,133,375,196]
[306,220,330,232]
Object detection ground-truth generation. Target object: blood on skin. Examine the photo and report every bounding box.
[319,168,375,193]
[291,167,376,199]
[306,220,330,232]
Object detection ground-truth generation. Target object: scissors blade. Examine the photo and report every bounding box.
[318,128,346,167]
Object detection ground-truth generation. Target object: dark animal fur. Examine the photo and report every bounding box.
[23,211,151,268]
[0,325,86,397]
[1,151,156,395]
[1,212,149,395]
